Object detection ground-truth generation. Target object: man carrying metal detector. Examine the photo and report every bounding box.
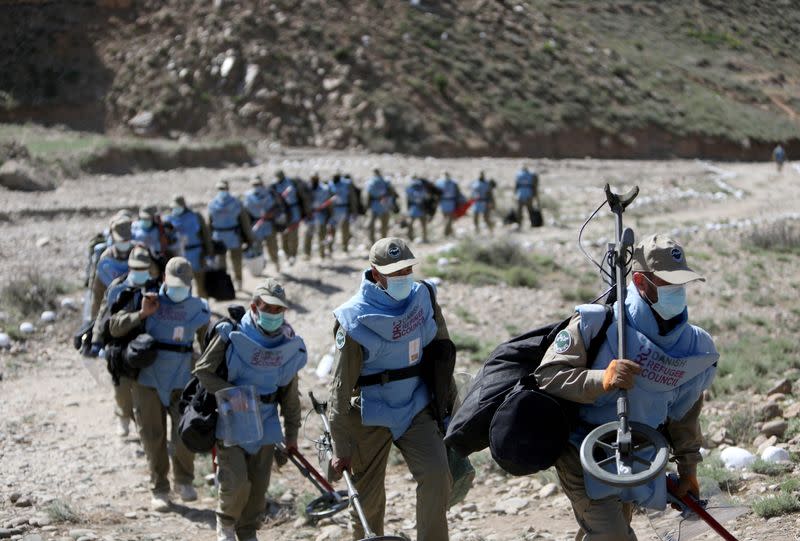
[310,392,406,541]
[535,185,719,540]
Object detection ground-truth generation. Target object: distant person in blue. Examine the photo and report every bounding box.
[470,171,494,233]
[366,169,395,244]
[90,216,133,318]
[164,195,214,297]
[329,173,357,253]
[406,176,430,243]
[435,172,461,238]
[273,170,306,265]
[208,180,254,291]
[514,165,540,229]
[303,173,334,259]
[243,176,283,274]
[773,144,786,172]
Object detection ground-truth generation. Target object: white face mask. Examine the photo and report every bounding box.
[643,275,687,320]
[385,273,415,301]
[115,241,132,253]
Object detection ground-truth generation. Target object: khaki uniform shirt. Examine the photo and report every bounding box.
[535,312,704,469]
[193,329,302,443]
[329,285,450,458]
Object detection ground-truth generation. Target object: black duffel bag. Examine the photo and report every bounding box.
[125,333,159,369]
[204,269,236,301]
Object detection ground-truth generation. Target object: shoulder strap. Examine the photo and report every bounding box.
[585,305,614,362]
[420,280,437,313]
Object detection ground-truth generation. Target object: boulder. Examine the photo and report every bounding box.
[0,160,54,191]
[767,378,793,396]
[761,419,788,438]
[128,111,156,136]
[761,445,791,463]
[720,446,755,470]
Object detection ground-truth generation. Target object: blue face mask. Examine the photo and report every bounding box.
[645,276,687,319]
[258,310,284,333]
[166,286,190,303]
[128,269,150,286]
[172,206,185,216]
[217,190,229,199]
[139,219,153,230]
[385,273,415,301]
[115,241,132,253]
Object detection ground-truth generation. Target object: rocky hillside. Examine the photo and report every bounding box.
[2,0,800,158]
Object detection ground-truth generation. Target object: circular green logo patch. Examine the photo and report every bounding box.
[554,330,572,354]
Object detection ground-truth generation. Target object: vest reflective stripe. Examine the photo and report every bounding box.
[96,253,129,288]
[366,177,390,215]
[334,274,438,439]
[217,315,307,453]
[471,181,491,213]
[436,179,459,214]
[131,224,162,254]
[243,188,276,239]
[572,285,718,509]
[137,294,210,406]
[208,194,242,249]
[165,211,203,270]
[330,180,352,222]
[515,171,536,201]
[405,183,427,218]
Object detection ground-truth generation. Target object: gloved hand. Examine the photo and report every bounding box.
[86,343,102,358]
[671,465,700,510]
[327,456,351,482]
[602,359,641,391]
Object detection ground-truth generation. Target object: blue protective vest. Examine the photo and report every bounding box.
[243,186,279,240]
[515,170,537,202]
[137,291,211,406]
[96,249,130,288]
[208,193,243,249]
[309,184,333,225]
[165,210,204,271]
[435,178,459,215]
[330,179,352,224]
[405,181,427,218]
[572,283,718,509]
[216,313,307,454]
[334,271,438,439]
[366,176,391,215]
[470,179,492,214]
[131,223,162,254]
[275,178,303,224]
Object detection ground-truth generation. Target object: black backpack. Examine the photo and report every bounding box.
[177,305,245,453]
[444,305,613,467]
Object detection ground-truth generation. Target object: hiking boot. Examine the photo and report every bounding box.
[238,536,258,541]
[116,417,130,438]
[216,518,235,541]
[175,483,197,502]
[150,492,171,512]
[235,279,244,291]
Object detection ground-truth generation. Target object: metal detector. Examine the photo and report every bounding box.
[578,184,670,487]
[309,392,406,541]
[274,442,349,522]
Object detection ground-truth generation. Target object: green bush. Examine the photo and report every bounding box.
[724,408,758,445]
[698,456,742,492]
[0,270,72,325]
[713,334,800,396]
[750,458,793,476]
[743,219,800,254]
[45,499,81,524]
[752,492,800,518]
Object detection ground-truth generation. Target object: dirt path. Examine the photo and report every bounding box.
[2,154,800,540]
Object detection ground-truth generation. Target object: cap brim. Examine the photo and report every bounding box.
[128,262,150,270]
[373,258,419,275]
[257,294,288,308]
[165,274,192,288]
[653,269,705,285]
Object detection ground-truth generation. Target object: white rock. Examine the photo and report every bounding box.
[40,311,56,323]
[60,298,78,311]
[36,237,50,248]
[428,276,443,286]
[538,482,558,498]
[19,322,35,334]
[437,257,450,267]
[761,446,791,464]
[0,333,10,348]
[494,496,529,514]
[220,56,236,78]
[720,446,756,469]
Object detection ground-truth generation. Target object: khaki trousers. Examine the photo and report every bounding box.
[216,443,275,539]
[443,213,454,237]
[472,211,493,232]
[193,270,207,298]
[408,216,428,243]
[348,407,450,541]
[113,375,134,421]
[516,199,535,227]
[131,382,195,494]
[263,234,280,271]
[222,247,243,283]
[555,445,636,541]
[281,226,299,259]
[368,212,390,244]
[334,218,351,252]
[303,223,329,258]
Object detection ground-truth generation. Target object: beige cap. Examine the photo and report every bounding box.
[253,278,288,308]
[110,218,132,241]
[128,245,152,270]
[250,176,264,187]
[164,257,193,288]
[139,205,157,220]
[172,194,186,207]
[369,237,418,275]
[632,234,705,285]
[215,179,229,190]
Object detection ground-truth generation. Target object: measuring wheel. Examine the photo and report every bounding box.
[580,420,669,488]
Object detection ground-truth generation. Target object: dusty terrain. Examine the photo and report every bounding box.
[2,150,800,541]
